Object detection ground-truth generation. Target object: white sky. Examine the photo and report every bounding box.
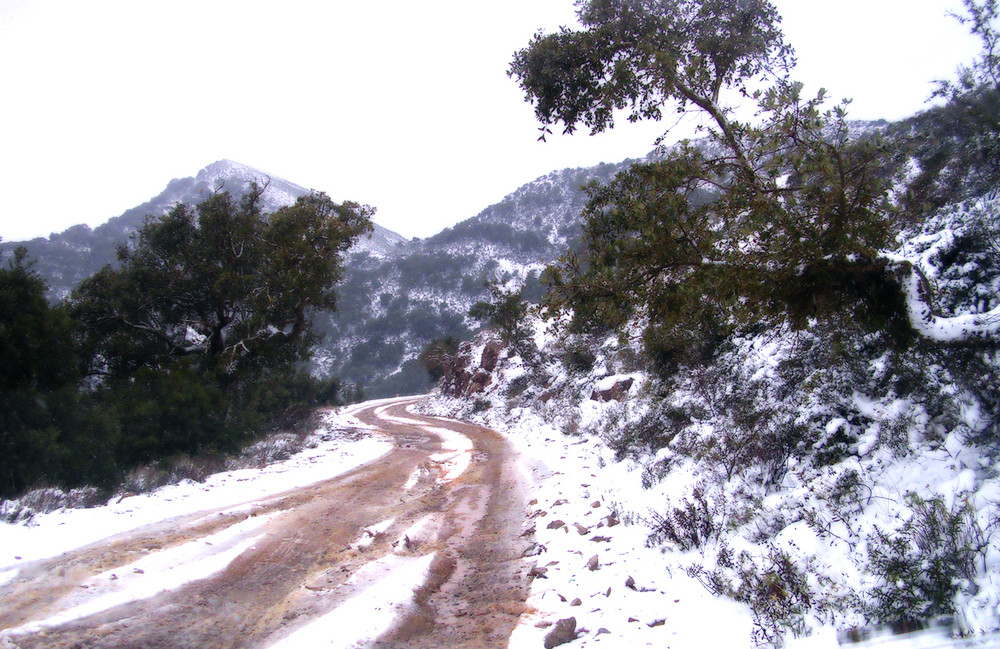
[0,0,982,242]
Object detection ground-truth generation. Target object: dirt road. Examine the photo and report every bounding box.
[0,399,532,648]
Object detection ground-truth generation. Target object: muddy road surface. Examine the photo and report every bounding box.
[0,399,532,648]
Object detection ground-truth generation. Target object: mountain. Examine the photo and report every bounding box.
[1,157,636,397]
[0,160,407,301]
[312,159,638,396]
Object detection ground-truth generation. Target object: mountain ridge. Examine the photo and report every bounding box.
[0,160,408,299]
[1,155,634,396]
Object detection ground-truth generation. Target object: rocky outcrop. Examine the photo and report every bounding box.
[439,339,505,398]
[590,377,634,402]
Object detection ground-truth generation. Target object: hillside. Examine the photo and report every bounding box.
[419,187,1000,643]
[316,160,633,396]
[1,158,636,398]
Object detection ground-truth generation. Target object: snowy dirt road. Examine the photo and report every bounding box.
[0,398,531,649]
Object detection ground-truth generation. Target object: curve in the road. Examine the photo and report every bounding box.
[0,398,532,649]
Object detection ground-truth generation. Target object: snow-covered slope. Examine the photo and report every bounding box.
[419,191,1000,646]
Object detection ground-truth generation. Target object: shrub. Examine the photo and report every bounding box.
[688,545,815,646]
[561,343,597,374]
[866,495,992,628]
[648,485,719,551]
[604,407,687,461]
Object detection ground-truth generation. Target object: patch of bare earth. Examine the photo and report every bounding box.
[0,399,531,649]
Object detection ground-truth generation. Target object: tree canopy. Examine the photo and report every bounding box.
[513,0,999,353]
[73,186,373,387]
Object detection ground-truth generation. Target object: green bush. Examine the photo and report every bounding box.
[688,544,815,646]
[866,495,991,628]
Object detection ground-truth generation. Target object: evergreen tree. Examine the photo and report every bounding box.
[0,248,116,495]
[469,281,535,360]
[71,186,374,460]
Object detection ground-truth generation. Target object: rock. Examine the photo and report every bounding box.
[628,617,639,623]
[481,340,503,372]
[535,620,553,629]
[605,515,620,527]
[522,543,548,558]
[552,498,569,506]
[596,627,611,636]
[469,370,493,393]
[528,565,549,579]
[547,520,567,530]
[520,524,536,537]
[590,377,635,402]
[543,617,578,648]
[570,598,582,607]
[586,554,600,571]
[590,500,601,508]
[591,536,612,543]
[648,619,667,628]
[625,576,636,590]
[605,587,612,597]
[573,523,589,535]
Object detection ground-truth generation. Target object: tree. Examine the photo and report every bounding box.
[0,248,117,495]
[419,335,461,383]
[0,248,82,395]
[514,0,908,352]
[71,186,374,458]
[902,0,1000,211]
[469,281,536,360]
[73,186,373,386]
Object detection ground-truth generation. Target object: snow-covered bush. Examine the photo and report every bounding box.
[0,487,103,525]
[866,495,995,628]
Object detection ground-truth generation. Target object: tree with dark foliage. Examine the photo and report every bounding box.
[514,0,998,354]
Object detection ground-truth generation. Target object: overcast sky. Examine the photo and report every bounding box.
[0,0,982,243]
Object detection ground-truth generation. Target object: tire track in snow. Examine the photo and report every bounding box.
[0,398,532,649]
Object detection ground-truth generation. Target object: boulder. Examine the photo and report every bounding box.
[589,377,635,402]
[543,617,577,648]
[481,340,503,372]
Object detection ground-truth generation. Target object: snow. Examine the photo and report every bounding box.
[0,413,391,572]
[901,269,1000,342]
[370,406,475,484]
[419,244,1000,646]
[421,394,760,648]
[0,402,453,647]
[263,552,437,649]
[0,401,463,646]
[5,513,277,636]
[352,517,396,550]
